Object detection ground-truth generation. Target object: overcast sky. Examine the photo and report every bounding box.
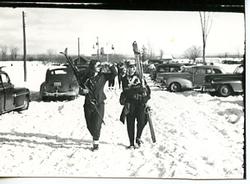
[0,8,245,57]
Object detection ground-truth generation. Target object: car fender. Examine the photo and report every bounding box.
[165,77,193,89]
[13,87,30,108]
[39,82,46,96]
[211,80,242,93]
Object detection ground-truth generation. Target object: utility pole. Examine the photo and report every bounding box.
[22,11,27,82]
[106,42,109,62]
[78,37,80,64]
[96,36,99,60]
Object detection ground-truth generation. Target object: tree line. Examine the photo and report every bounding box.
[1,44,243,64]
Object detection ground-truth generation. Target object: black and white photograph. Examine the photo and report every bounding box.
[0,0,247,181]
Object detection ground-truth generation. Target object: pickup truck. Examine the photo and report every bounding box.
[0,68,30,115]
[156,65,224,92]
[203,64,243,97]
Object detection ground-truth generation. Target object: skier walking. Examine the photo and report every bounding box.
[81,60,117,151]
[119,60,151,149]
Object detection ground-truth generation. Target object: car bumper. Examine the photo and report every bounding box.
[198,85,216,92]
[42,91,78,97]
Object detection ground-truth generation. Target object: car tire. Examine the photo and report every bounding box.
[209,91,217,96]
[218,84,232,97]
[169,82,181,92]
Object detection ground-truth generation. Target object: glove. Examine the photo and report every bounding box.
[79,87,89,96]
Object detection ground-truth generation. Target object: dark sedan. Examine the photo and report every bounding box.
[40,66,79,101]
[203,64,243,97]
[0,68,30,115]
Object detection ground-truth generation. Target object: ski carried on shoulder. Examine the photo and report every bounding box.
[132,41,156,143]
[60,48,105,125]
[60,48,83,87]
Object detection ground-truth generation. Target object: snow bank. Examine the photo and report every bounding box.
[0,61,244,179]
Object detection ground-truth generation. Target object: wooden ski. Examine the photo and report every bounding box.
[59,48,83,87]
[132,41,156,143]
[60,48,105,125]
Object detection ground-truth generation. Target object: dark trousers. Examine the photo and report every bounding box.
[126,104,147,146]
[118,75,122,89]
[108,78,115,87]
[84,102,104,141]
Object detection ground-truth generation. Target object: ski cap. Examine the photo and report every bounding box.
[127,59,136,66]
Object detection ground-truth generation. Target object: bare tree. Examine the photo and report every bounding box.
[10,46,19,60]
[184,45,201,63]
[199,12,213,64]
[159,49,164,59]
[147,41,156,59]
[141,45,147,62]
[0,45,8,61]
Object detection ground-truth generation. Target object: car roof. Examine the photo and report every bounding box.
[184,65,222,69]
[156,63,182,67]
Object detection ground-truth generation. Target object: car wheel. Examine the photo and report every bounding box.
[19,96,29,111]
[169,82,181,92]
[209,91,217,96]
[218,84,232,97]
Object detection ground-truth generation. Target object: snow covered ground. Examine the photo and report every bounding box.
[0,61,245,179]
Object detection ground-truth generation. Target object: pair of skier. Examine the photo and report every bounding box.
[81,59,151,151]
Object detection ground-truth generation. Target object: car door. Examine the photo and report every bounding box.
[0,74,4,113]
[0,73,15,111]
[193,67,207,87]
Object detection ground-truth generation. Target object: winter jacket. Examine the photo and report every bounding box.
[83,65,117,105]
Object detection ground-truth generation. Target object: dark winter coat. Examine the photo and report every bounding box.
[119,74,151,123]
[84,65,117,105]
[82,65,117,140]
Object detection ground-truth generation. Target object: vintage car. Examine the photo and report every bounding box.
[203,64,244,97]
[150,63,183,81]
[156,65,224,92]
[0,68,30,115]
[40,66,79,101]
[144,59,164,73]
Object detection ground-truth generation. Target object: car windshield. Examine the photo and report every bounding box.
[180,66,193,73]
[51,69,68,75]
[234,65,243,74]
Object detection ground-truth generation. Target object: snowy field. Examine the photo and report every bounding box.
[0,61,245,179]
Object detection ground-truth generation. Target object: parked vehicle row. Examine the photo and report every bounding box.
[150,63,244,96]
[0,59,89,115]
[0,61,244,115]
